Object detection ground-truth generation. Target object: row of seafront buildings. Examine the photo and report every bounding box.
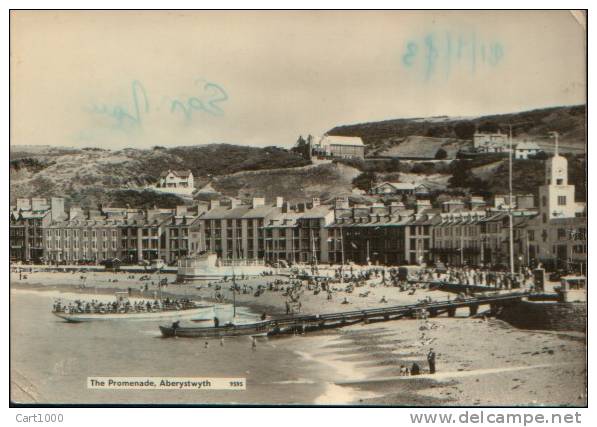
[10,153,586,272]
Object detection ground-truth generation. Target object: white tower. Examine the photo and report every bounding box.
[538,133,576,221]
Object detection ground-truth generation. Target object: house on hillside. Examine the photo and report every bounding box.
[514,141,541,159]
[473,131,509,153]
[150,169,195,196]
[310,134,365,159]
[369,182,430,197]
[158,170,194,189]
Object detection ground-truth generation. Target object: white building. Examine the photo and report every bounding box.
[153,170,195,196]
[369,182,431,197]
[473,131,508,152]
[514,141,541,159]
[525,148,586,271]
[158,170,194,189]
[310,135,365,159]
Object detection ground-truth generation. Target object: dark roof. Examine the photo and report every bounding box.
[161,169,193,178]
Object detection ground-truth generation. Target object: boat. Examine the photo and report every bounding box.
[52,302,216,323]
[53,304,216,323]
[159,320,273,338]
[52,293,220,323]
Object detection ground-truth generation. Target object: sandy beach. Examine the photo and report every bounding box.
[10,270,587,406]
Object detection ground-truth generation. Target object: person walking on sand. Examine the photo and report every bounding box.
[204,341,209,349]
[427,348,436,374]
[251,336,257,351]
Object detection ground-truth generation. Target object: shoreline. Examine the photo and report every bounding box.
[10,272,587,406]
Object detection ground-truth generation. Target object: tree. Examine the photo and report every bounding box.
[352,171,376,192]
[291,135,310,159]
[435,148,448,160]
[453,121,476,139]
[477,121,499,133]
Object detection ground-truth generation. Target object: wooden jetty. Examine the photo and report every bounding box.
[160,291,530,338]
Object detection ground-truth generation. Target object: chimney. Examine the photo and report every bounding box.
[311,197,320,208]
[389,201,404,215]
[468,196,487,210]
[209,199,220,210]
[229,198,241,209]
[251,197,265,209]
[415,199,431,214]
[282,202,291,213]
[176,205,188,216]
[51,197,65,221]
[69,205,83,220]
[16,198,31,211]
[334,196,349,210]
[31,197,48,211]
[275,197,284,208]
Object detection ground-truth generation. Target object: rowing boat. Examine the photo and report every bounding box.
[53,304,222,323]
[159,320,272,338]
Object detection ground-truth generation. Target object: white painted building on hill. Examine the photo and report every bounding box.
[310,134,365,159]
[149,169,195,196]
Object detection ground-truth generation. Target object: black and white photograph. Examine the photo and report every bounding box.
[9,9,587,409]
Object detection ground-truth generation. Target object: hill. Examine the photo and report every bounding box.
[328,105,586,156]
[209,163,361,203]
[9,144,309,207]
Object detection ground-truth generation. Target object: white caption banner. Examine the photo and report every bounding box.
[88,377,246,390]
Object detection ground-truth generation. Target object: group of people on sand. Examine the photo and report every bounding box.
[398,350,436,377]
[53,297,196,314]
[405,265,535,290]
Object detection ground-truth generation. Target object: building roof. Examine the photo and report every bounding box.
[200,205,281,220]
[20,210,51,219]
[373,182,416,191]
[515,141,541,150]
[160,169,193,178]
[320,135,364,147]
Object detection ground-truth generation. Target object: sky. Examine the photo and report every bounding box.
[10,10,586,150]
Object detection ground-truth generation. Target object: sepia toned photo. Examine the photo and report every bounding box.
[9,10,587,407]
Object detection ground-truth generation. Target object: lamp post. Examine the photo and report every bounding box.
[507,124,515,277]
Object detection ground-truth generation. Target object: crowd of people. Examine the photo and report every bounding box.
[52,297,197,314]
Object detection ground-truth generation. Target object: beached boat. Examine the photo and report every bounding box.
[53,303,219,323]
[159,320,273,338]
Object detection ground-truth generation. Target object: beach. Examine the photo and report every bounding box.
[10,270,587,406]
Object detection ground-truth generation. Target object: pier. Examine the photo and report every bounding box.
[268,291,529,335]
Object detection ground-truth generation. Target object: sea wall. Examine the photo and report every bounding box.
[498,299,586,332]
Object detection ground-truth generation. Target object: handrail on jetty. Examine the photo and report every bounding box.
[268,291,529,328]
[162,292,530,338]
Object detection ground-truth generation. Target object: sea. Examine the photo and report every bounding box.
[10,288,363,405]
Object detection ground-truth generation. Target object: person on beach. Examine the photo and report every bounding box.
[251,337,257,351]
[410,362,420,376]
[427,348,436,374]
[204,341,209,349]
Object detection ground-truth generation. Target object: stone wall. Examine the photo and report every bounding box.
[498,299,586,332]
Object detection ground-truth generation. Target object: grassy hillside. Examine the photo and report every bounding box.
[328,105,586,156]
[210,163,361,203]
[9,144,309,206]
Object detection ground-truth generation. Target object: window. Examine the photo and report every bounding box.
[558,196,566,206]
[556,179,563,185]
[557,228,566,240]
[528,230,535,241]
[542,196,547,207]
